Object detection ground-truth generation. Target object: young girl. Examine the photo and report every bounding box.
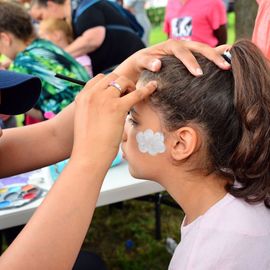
[38,18,93,76]
[0,35,230,270]
[122,39,270,268]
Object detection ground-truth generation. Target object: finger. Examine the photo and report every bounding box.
[215,44,232,54]
[107,76,136,96]
[89,72,120,93]
[186,41,231,70]
[171,45,204,76]
[134,54,162,72]
[120,81,157,109]
[149,40,204,76]
[215,44,232,66]
[82,73,105,92]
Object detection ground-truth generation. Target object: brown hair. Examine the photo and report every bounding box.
[39,18,73,43]
[139,39,270,208]
[0,1,36,41]
[31,0,65,7]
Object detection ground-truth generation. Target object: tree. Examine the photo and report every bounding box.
[234,0,258,39]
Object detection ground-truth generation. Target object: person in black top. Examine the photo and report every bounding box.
[30,0,145,75]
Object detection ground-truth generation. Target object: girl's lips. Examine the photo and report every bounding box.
[121,147,126,160]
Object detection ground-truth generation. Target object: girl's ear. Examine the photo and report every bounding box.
[54,30,63,42]
[0,32,12,46]
[170,126,200,161]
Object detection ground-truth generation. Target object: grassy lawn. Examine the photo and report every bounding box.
[84,196,184,270]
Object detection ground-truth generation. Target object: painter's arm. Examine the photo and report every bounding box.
[0,73,156,270]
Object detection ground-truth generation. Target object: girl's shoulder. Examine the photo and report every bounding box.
[201,194,270,236]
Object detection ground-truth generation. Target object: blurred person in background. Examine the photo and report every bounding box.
[123,0,151,46]
[164,0,227,47]
[30,0,145,75]
[252,0,270,60]
[39,18,93,76]
[223,0,230,11]
[0,1,90,123]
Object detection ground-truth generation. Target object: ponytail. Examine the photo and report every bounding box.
[228,39,270,208]
[140,40,270,208]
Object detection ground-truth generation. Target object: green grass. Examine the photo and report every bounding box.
[227,12,235,44]
[149,25,167,46]
[83,196,184,270]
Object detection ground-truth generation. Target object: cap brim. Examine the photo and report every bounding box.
[0,70,41,115]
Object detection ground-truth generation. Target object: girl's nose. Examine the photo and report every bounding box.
[122,119,129,142]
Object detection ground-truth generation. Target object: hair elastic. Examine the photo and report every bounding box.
[222,50,232,64]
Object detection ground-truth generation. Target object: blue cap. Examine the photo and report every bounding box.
[0,70,41,115]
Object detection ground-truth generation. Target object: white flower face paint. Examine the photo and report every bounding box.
[136,129,166,156]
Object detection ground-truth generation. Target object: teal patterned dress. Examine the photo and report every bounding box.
[9,39,90,114]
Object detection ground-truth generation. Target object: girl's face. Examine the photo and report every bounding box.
[30,3,64,21]
[121,99,170,181]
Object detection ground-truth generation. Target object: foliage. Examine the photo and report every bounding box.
[146,7,165,27]
[83,195,184,270]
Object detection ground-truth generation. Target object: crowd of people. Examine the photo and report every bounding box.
[0,0,233,128]
[0,0,269,269]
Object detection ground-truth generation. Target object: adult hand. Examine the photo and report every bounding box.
[71,72,157,168]
[114,39,231,82]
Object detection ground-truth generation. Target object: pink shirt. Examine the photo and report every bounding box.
[169,193,270,270]
[164,0,227,47]
[76,55,93,77]
[252,0,270,60]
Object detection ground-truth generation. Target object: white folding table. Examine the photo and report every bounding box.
[0,161,164,230]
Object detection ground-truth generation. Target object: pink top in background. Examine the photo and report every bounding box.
[252,0,270,60]
[164,0,227,47]
[76,55,93,77]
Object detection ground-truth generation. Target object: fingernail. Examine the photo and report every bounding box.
[149,80,158,87]
[150,59,161,71]
[196,68,203,75]
[223,60,231,67]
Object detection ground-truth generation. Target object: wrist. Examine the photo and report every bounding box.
[70,146,117,172]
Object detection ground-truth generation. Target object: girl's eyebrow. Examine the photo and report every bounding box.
[130,107,139,116]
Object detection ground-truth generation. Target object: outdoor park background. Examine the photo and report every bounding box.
[0,1,258,269]
[81,3,257,270]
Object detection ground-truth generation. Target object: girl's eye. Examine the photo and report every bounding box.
[128,117,138,127]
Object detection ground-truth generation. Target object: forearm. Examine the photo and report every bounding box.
[26,108,44,120]
[65,27,105,58]
[0,159,108,270]
[0,104,74,177]
[65,36,95,57]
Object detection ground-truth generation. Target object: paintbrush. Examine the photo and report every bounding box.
[55,73,86,86]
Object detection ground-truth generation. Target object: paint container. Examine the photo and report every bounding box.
[0,184,44,210]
